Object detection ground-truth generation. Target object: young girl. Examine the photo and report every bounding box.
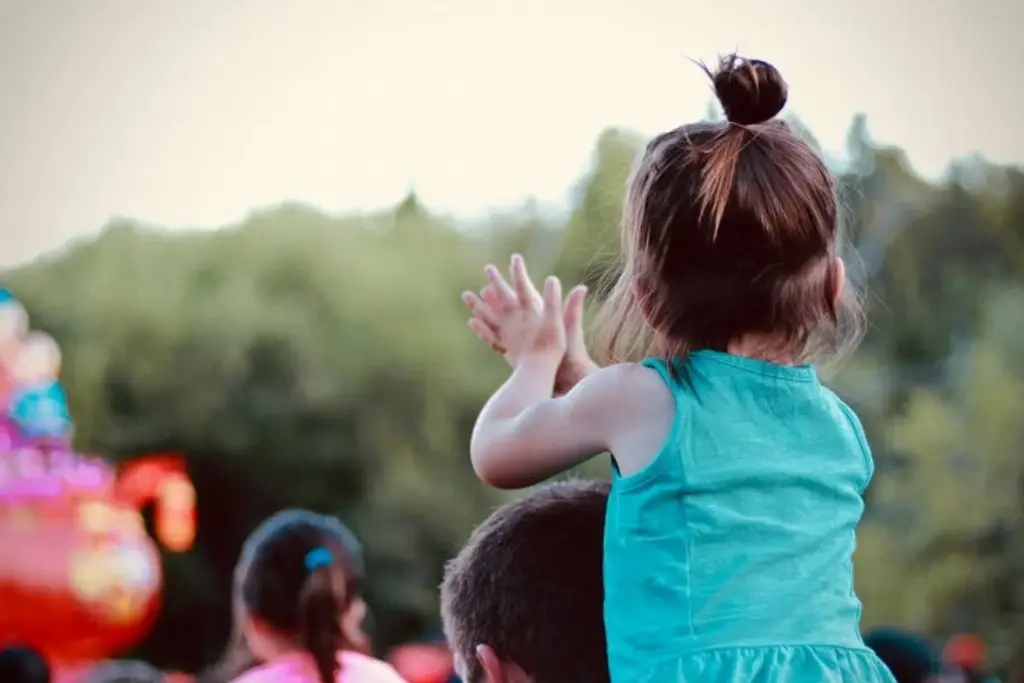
[462,56,896,683]
[227,510,406,683]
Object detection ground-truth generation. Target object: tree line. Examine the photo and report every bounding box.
[4,115,1023,674]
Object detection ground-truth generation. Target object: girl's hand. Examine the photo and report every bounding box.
[464,254,566,367]
[462,255,597,393]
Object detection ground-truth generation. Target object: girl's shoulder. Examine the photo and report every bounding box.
[582,362,678,423]
[561,362,675,420]
[229,658,302,683]
[337,651,408,683]
[592,361,673,392]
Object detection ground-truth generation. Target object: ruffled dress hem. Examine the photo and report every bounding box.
[623,644,896,683]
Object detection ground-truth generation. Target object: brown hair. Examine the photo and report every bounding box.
[230,510,365,683]
[598,55,863,365]
[440,479,611,683]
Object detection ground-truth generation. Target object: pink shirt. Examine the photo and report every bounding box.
[232,651,407,683]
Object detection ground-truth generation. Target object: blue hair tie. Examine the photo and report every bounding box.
[304,547,332,571]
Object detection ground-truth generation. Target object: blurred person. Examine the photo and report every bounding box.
[462,55,893,683]
[200,510,372,683]
[943,635,998,683]
[863,627,942,683]
[387,632,457,683]
[440,479,610,683]
[0,644,50,683]
[85,659,165,683]
[212,509,402,683]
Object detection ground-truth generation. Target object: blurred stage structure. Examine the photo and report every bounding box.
[0,289,196,681]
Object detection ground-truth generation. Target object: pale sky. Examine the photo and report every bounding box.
[0,0,1020,268]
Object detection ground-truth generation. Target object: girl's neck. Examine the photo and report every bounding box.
[725,333,797,365]
[653,331,799,365]
[247,626,305,664]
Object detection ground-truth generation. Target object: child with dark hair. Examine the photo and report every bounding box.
[227,509,405,683]
[0,644,50,683]
[464,55,893,683]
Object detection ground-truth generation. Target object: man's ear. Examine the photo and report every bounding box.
[476,644,505,683]
[475,644,532,683]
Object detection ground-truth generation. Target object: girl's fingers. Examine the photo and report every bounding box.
[509,254,541,311]
[468,318,505,354]
[483,264,518,309]
[461,291,500,327]
[542,276,563,322]
[563,285,588,334]
[480,284,504,309]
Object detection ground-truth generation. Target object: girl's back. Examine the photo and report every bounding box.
[605,352,884,680]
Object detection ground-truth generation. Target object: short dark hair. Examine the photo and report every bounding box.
[0,645,50,683]
[440,479,610,683]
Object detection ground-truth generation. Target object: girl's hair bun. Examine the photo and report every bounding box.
[709,55,788,125]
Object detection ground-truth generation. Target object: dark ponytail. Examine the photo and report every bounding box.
[233,510,366,683]
[299,556,347,683]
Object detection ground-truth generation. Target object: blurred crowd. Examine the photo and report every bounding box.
[1,39,1022,683]
[0,484,1017,683]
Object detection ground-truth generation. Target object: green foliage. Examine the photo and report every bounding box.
[3,116,1023,675]
[5,201,506,669]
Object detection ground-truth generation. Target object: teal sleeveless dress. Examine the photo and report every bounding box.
[603,351,896,683]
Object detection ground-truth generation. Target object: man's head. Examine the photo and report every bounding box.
[441,479,610,683]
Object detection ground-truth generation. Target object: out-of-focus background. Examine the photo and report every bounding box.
[1,0,1022,681]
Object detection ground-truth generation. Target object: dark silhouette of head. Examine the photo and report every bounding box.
[598,54,862,365]
[864,627,940,683]
[0,644,50,683]
[86,659,164,683]
[236,509,366,683]
[441,479,610,683]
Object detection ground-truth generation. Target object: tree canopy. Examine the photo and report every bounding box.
[4,116,1023,674]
